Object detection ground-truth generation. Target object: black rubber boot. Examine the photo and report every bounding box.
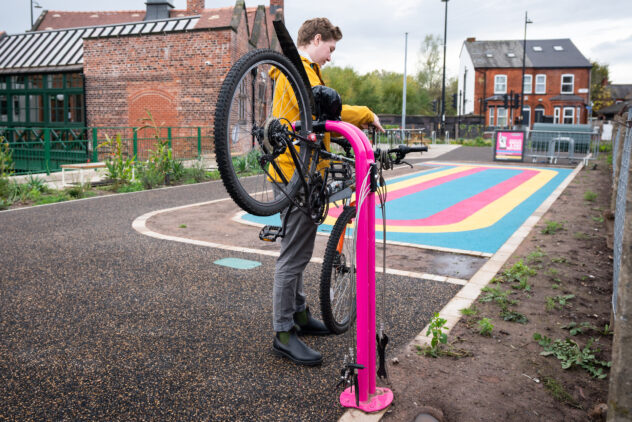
[272,328,323,366]
[294,307,330,336]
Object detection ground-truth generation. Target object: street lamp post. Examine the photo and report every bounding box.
[440,0,449,136]
[519,11,533,127]
[402,32,408,136]
[30,0,43,30]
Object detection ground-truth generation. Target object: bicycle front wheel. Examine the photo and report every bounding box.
[320,206,357,334]
[214,49,313,216]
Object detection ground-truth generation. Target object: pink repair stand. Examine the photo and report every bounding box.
[326,121,393,413]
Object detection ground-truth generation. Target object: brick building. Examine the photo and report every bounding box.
[0,0,284,131]
[458,38,592,129]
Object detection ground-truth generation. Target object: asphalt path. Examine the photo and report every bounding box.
[0,179,461,421]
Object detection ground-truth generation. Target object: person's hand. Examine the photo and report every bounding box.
[371,113,385,133]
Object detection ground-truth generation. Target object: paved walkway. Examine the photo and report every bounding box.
[0,177,459,421]
[0,146,581,420]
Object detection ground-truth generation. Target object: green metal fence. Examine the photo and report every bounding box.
[0,126,213,174]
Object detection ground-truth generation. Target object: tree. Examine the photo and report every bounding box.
[416,34,443,103]
[591,61,613,112]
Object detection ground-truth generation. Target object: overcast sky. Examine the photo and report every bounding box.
[2,0,631,83]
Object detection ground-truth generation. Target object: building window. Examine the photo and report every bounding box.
[576,106,581,124]
[497,107,508,127]
[535,74,546,94]
[554,107,560,123]
[12,95,26,122]
[49,94,64,123]
[523,75,532,94]
[0,95,7,122]
[522,105,531,127]
[494,75,507,94]
[29,95,44,123]
[48,74,63,89]
[29,75,44,89]
[488,106,494,126]
[11,76,26,90]
[561,74,574,94]
[0,72,84,127]
[563,107,574,124]
[534,105,545,123]
[68,94,84,123]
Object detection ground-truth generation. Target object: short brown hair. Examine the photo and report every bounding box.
[297,18,342,47]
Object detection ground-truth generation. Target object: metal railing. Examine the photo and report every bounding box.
[0,126,213,174]
[525,128,601,164]
[366,129,426,149]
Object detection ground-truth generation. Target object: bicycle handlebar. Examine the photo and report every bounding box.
[387,144,428,154]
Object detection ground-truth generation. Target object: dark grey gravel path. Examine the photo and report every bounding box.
[0,180,460,421]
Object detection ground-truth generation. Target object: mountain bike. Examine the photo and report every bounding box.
[213,22,426,335]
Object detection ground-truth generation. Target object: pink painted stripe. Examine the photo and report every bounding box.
[326,166,485,219]
[387,169,539,226]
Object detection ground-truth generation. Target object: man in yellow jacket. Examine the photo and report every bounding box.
[271,17,384,366]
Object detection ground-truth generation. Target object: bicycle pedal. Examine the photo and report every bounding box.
[259,225,284,242]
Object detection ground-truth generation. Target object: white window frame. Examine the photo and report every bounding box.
[563,107,574,124]
[553,107,561,124]
[488,106,495,127]
[576,106,581,124]
[494,75,507,94]
[561,74,574,94]
[523,74,532,94]
[497,107,508,127]
[535,74,546,94]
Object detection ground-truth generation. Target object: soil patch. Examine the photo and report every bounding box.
[383,157,613,422]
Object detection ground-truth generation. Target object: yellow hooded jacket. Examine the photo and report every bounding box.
[268,55,375,182]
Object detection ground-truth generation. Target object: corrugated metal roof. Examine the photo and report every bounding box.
[0,16,200,74]
[465,39,591,69]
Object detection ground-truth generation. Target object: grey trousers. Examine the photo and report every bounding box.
[273,204,318,332]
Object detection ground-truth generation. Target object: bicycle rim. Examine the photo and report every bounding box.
[320,206,357,334]
[214,49,312,216]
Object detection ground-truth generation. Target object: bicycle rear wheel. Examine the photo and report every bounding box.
[320,206,357,334]
[214,49,313,216]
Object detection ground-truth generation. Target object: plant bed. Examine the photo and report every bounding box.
[383,156,613,422]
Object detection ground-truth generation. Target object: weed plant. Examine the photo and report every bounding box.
[542,220,564,234]
[583,190,597,202]
[477,318,494,336]
[533,333,611,379]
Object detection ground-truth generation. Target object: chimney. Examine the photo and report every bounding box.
[144,0,174,21]
[270,0,283,15]
[466,37,476,43]
[186,0,205,15]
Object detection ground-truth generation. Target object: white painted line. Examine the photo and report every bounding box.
[133,203,460,285]
[407,159,586,354]
[233,212,492,258]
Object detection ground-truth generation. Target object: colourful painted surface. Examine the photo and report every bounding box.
[241,163,572,254]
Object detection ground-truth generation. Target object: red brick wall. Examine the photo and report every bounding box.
[474,67,591,126]
[84,29,235,130]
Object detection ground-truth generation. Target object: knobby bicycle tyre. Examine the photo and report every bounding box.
[214,49,313,216]
[320,205,357,334]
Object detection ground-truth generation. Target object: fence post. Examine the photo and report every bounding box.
[44,128,51,175]
[197,127,202,158]
[92,128,98,162]
[167,127,172,149]
[133,128,138,159]
[607,109,632,421]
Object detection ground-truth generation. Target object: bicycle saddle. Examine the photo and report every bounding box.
[312,85,342,121]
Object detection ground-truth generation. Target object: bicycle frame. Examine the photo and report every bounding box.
[325,120,393,412]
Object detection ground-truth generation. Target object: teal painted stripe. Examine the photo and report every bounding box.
[214,257,262,270]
